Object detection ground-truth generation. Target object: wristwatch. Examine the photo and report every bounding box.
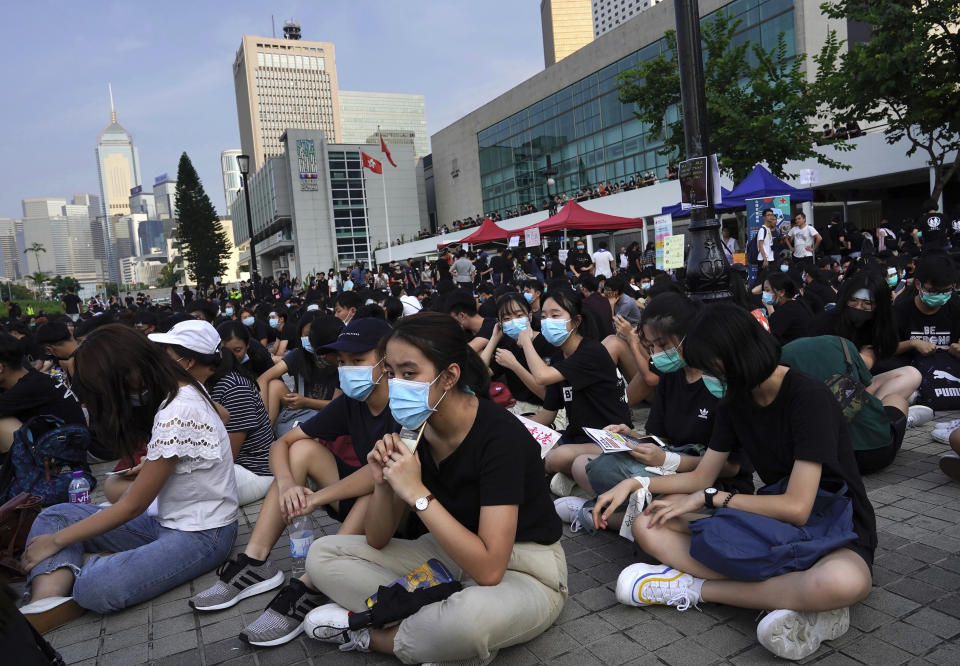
[703,487,719,509]
[414,494,435,512]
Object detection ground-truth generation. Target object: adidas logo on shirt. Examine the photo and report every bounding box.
[698,408,710,419]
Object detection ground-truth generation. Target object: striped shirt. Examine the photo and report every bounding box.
[210,372,273,476]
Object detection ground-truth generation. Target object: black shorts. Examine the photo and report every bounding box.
[323,457,361,522]
[854,405,907,474]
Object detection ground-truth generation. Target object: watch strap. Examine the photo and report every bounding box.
[703,489,716,509]
[416,493,435,511]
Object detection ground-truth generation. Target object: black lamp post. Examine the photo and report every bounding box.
[236,154,259,299]
[674,0,730,300]
[544,156,558,217]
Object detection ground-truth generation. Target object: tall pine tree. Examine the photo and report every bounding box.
[174,152,231,292]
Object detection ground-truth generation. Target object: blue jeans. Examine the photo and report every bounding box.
[26,503,237,614]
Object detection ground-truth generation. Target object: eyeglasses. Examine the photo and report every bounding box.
[921,286,953,295]
[846,297,874,311]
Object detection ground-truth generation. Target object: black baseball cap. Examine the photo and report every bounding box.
[322,318,392,353]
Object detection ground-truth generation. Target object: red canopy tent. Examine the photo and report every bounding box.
[522,201,643,234]
[436,217,513,248]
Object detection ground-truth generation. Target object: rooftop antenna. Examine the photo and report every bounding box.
[271,15,276,38]
[109,83,116,122]
[282,20,301,40]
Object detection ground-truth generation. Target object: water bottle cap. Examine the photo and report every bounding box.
[72,470,84,478]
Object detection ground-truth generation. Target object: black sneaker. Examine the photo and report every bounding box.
[240,579,329,647]
[189,554,284,611]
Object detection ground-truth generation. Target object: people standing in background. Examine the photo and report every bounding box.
[591,242,616,279]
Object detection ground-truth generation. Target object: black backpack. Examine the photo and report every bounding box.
[0,416,95,505]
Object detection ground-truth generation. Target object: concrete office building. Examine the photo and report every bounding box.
[17,216,101,283]
[71,193,101,221]
[233,22,343,171]
[221,149,243,211]
[153,175,177,221]
[541,0,595,67]
[129,187,157,218]
[0,218,21,280]
[120,255,165,287]
[593,0,664,37]
[229,128,421,277]
[22,198,67,219]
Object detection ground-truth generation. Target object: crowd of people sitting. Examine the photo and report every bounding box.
[3,197,960,664]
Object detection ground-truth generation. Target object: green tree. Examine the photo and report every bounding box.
[105,282,119,297]
[1,282,34,300]
[27,271,48,299]
[48,275,82,301]
[157,262,183,288]
[174,152,231,292]
[817,0,959,201]
[23,242,46,272]
[617,12,851,183]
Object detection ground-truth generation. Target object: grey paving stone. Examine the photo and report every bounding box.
[102,623,149,654]
[886,577,950,604]
[599,602,652,630]
[574,585,618,611]
[150,630,199,660]
[152,598,190,621]
[903,606,960,639]
[103,607,148,632]
[625,618,684,651]
[654,638,722,666]
[926,643,960,666]
[861,587,922,617]
[561,610,619,641]
[919,565,960,591]
[151,613,197,639]
[201,613,245,643]
[692,624,754,658]
[730,645,781,665]
[585,632,646,666]
[549,646,607,666]
[661,607,717,637]
[494,644,542,666]
[524,625,581,660]
[46,617,102,647]
[149,649,203,666]
[839,636,911,666]
[809,652,861,666]
[203,636,254,665]
[55,638,101,663]
[256,637,307,665]
[100,644,149,665]
[879,622,943,655]
[931,592,960,619]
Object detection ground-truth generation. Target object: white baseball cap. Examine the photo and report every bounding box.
[148,319,221,355]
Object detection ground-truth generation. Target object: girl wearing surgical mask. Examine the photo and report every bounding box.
[216,321,274,380]
[239,307,270,348]
[256,313,343,431]
[518,286,632,485]
[301,313,566,664]
[554,293,752,534]
[762,272,812,345]
[192,319,399,647]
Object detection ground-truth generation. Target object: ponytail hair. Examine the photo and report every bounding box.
[384,312,490,398]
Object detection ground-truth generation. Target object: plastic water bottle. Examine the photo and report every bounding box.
[288,515,314,578]
[68,471,91,504]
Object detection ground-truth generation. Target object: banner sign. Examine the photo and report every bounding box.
[653,214,673,271]
[663,234,685,269]
[746,194,791,284]
[524,226,541,247]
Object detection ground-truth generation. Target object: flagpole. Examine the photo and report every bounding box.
[379,124,393,262]
[359,159,373,269]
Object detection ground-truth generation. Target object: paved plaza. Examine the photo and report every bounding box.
[23,407,960,665]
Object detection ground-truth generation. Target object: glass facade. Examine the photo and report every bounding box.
[478,0,795,217]
[329,150,371,265]
[339,91,429,159]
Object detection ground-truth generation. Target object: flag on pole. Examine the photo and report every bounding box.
[379,131,397,168]
[361,152,382,174]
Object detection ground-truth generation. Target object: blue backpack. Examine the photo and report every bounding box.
[0,415,95,506]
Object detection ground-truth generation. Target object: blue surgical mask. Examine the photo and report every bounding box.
[640,281,651,290]
[523,292,534,304]
[388,375,446,429]
[339,360,383,401]
[780,265,789,273]
[541,318,572,346]
[650,338,686,373]
[502,317,529,340]
[921,290,951,308]
[701,374,727,399]
[269,318,279,328]
[762,292,777,306]
[242,316,255,327]
[224,307,234,316]
[301,337,314,354]
[241,353,250,364]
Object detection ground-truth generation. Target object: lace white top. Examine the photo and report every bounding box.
[145,383,239,531]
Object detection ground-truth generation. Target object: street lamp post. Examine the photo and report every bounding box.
[674,0,731,300]
[236,154,259,299]
[544,156,559,217]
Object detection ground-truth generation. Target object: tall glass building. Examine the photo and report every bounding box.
[474,0,795,217]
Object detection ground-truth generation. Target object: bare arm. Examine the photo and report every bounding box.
[517,328,565,385]
[257,360,288,395]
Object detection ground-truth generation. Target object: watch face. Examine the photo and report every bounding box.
[415,497,428,511]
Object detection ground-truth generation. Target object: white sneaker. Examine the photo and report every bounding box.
[940,451,960,481]
[933,418,960,431]
[907,405,934,428]
[554,496,588,532]
[615,563,701,611]
[548,472,590,498]
[756,607,850,660]
[933,428,957,445]
[302,603,370,652]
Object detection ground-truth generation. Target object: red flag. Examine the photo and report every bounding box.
[361,152,382,174]
[380,132,397,168]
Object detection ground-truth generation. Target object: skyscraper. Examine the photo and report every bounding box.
[540,0,595,67]
[22,198,67,219]
[95,86,142,282]
[233,21,343,170]
[592,0,663,38]
[221,149,242,211]
[338,91,429,160]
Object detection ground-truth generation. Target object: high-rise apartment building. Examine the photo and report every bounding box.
[129,188,157,218]
[221,149,243,211]
[541,0,595,67]
[233,22,343,170]
[338,91,429,160]
[95,89,142,283]
[153,175,177,222]
[592,0,663,38]
[0,218,20,280]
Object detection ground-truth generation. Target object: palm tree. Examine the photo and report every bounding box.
[24,242,46,273]
[27,271,48,299]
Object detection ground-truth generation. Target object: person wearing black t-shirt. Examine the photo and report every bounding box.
[892,251,960,365]
[217,321,275,379]
[519,286,632,483]
[594,304,874,661]
[61,288,82,323]
[912,200,949,251]
[557,294,753,533]
[441,290,497,353]
[190,318,399,647]
[762,272,812,345]
[303,313,565,663]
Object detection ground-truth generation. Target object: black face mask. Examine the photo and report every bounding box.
[845,308,873,326]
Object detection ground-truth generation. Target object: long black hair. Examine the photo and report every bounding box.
[684,303,781,402]
[834,270,899,360]
[73,324,211,459]
[383,312,490,397]
[541,283,600,341]
[639,292,701,342]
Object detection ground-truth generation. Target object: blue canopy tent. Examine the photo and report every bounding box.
[659,164,813,216]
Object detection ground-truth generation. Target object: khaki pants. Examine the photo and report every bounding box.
[306,533,568,664]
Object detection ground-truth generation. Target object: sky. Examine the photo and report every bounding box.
[0,0,545,219]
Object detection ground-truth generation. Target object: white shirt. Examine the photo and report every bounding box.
[592,249,615,277]
[145,384,238,531]
[619,252,629,269]
[400,294,422,317]
[722,236,738,260]
[788,224,819,258]
[756,226,774,262]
